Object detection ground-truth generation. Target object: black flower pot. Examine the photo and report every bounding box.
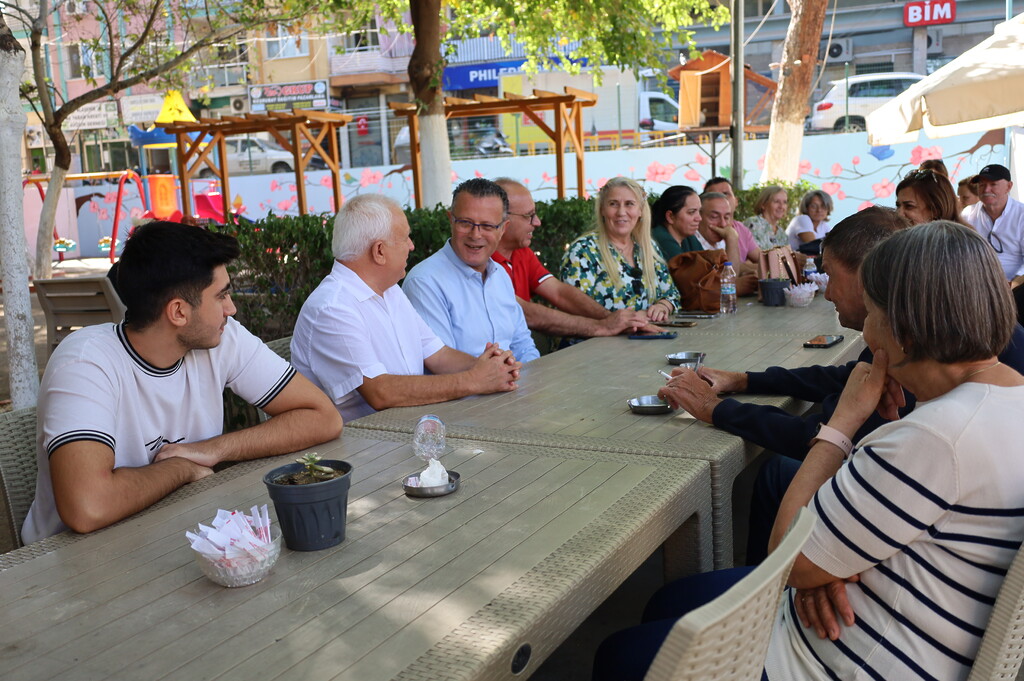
[263,460,353,551]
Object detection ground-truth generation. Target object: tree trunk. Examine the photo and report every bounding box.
[408,0,452,209]
[33,129,71,280]
[760,0,827,183]
[0,24,40,408]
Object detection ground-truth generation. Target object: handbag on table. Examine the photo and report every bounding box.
[668,249,726,314]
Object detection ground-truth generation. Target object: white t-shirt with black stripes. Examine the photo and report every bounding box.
[22,318,294,544]
[766,381,1024,681]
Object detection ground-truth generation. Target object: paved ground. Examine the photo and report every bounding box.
[0,257,114,410]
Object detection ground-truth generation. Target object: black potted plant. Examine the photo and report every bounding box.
[263,453,353,551]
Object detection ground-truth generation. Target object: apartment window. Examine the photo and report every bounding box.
[68,43,94,79]
[266,26,309,59]
[856,62,895,75]
[344,19,380,51]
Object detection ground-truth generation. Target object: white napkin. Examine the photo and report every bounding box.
[419,458,448,487]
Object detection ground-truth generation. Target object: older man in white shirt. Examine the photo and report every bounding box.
[292,194,521,422]
[962,163,1024,280]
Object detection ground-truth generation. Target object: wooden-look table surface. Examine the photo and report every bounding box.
[0,433,711,681]
[351,295,863,568]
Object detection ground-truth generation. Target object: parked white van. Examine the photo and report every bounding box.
[807,72,923,132]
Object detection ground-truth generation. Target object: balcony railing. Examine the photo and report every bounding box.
[191,62,249,89]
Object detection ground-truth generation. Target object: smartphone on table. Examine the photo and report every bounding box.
[803,334,844,348]
[628,332,679,340]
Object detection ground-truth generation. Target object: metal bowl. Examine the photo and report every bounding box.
[665,351,706,370]
[403,471,461,498]
[627,395,673,415]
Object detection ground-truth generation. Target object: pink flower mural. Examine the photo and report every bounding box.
[270,180,280,192]
[646,161,677,183]
[474,170,484,178]
[858,201,875,211]
[684,169,701,182]
[910,145,943,165]
[799,160,812,175]
[757,156,765,170]
[837,190,847,200]
[360,169,383,187]
[596,177,608,189]
[872,179,895,198]
[821,182,841,195]
[695,153,709,166]
[852,156,861,166]
[103,192,117,204]
[451,171,459,183]
[319,175,332,188]
[831,163,843,176]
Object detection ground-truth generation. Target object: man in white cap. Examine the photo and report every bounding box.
[962,163,1024,280]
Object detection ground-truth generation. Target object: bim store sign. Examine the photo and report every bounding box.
[250,80,329,112]
[904,0,956,26]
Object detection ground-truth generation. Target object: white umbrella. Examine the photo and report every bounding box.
[867,13,1024,145]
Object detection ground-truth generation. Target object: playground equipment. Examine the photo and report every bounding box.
[23,170,148,264]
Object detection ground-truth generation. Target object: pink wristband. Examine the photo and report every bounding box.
[813,424,854,459]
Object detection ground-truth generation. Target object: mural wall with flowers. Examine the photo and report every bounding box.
[54,129,1009,259]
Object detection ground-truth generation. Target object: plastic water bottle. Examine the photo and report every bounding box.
[803,257,818,283]
[720,262,737,314]
[413,415,446,462]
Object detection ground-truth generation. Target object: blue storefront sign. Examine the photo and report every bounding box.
[443,60,526,90]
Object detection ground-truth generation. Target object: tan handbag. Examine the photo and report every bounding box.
[758,246,800,283]
[668,249,726,314]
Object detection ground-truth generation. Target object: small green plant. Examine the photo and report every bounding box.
[297,453,336,479]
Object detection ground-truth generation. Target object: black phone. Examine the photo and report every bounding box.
[629,332,679,340]
[675,312,720,319]
[804,334,844,348]
[659,320,698,328]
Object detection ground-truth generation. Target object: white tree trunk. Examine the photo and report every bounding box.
[0,32,40,408]
[760,119,805,183]
[419,114,453,209]
[33,165,66,280]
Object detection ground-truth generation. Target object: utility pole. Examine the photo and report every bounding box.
[730,0,745,189]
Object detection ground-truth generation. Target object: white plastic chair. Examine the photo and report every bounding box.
[967,542,1024,681]
[644,508,814,681]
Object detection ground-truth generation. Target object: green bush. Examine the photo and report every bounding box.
[531,196,595,273]
[212,212,335,342]
[735,179,822,228]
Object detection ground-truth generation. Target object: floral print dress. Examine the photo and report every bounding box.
[560,233,679,311]
[744,215,789,250]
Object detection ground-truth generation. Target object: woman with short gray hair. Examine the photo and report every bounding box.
[595,220,1024,681]
[785,189,833,251]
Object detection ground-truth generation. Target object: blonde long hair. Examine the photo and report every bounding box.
[593,177,662,291]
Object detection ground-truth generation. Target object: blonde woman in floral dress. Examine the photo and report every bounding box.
[561,177,678,322]
[744,185,790,249]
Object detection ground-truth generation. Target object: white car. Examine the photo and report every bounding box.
[807,72,924,132]
[199,137,326,177]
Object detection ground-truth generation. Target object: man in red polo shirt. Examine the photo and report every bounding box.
[492,178,651,337]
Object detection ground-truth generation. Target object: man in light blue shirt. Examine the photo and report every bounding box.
[403,179,540,363]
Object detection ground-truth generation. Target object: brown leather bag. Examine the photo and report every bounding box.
[668,249,726,314]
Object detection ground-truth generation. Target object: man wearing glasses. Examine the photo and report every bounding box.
[491,178,652,337]
[962,164,1024,280]
[404,178,540,362]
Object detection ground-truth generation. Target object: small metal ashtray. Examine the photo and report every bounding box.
[665,351,706,370]
[403,471,461,498]
[627,395,673,415]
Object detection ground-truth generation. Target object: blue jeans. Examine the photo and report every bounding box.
[745,454,802,565]
[592,567,769,681]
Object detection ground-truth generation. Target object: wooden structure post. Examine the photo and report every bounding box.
[389,87,597,208]
[163,110,352,220]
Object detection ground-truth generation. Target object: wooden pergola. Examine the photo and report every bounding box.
[162,110,352,220]
[390,87,597,208]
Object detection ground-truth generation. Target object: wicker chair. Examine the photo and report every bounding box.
[644,508,814,681]
[0,408,38,554]
[967,543,1024,681]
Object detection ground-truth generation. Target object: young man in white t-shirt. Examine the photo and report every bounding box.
[22,221,342,544]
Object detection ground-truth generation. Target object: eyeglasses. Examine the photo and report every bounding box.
[508,211,539,223]
[452,217,504,233]
[988,226,1004,254]
[904,169,941,183]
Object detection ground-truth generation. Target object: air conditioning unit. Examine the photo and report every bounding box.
[67,0,88,15]
[927,30,944,55]
[820,38,854,63]
[230,96,248,113]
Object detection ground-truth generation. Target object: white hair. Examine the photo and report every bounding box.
[332,194,402,261]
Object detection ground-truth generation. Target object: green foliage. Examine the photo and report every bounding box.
[212,212,335,342]
[531,196,596,273]
[735,180,823,228]
[405,205,453,271]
